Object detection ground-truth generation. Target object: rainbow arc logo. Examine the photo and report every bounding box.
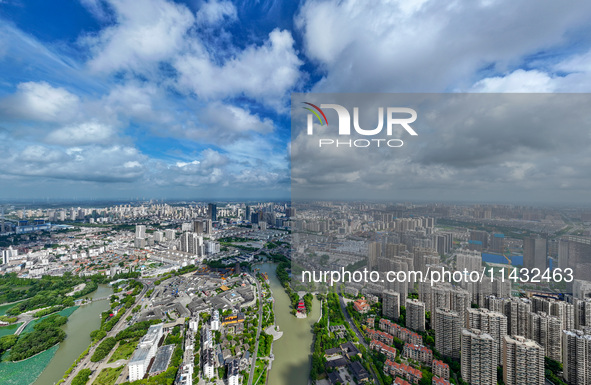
[302,102,328,126]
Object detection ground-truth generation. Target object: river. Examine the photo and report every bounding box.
[257,263,320,385]
[32,284,113,385]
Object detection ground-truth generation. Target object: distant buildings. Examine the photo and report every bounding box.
[523,237,547,271]
[559,235,591,282]
[208,203,217,222]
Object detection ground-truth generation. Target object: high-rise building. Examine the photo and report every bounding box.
[208,203,217,222]
[382,290,400,320]
[575,298,591,330]
[491,233,505,253]
[135,225,146,239]
[193,220,204,235]
[435,308,461,359]
[469,230,488,251]
[369,242,381,271]
[502,335,544,385]
[450,287,471,326]
[406,299,426,332]
[466,307,507,365]
[559,236,591,282]
[414,247,440,273]
[455,250,482,273]
[529,311,562,363]
[523,237,547,271]
[562,330,591,385]
[180,232,203,256]
[128,324,163,381]
[164,229,176,241]
[245,205,251,221]
[461,329,497,385]
[431,285,452,316]
[505,298,531,337]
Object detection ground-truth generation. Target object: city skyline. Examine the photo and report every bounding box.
[1,1,591,200]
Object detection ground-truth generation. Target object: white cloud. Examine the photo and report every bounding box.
[3,144,146,183]
[1,81,80,122]
[84,0,195,73]
[296,0,591,92]
[46,121,116,146]
[174,28,302,109]
[470,69,555,92]
[195,0,237,25]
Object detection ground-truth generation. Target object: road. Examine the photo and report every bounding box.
[62,280,153,385]
[338,293,381,385]
[247,276,263,385]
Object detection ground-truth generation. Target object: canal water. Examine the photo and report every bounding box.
[32,284,113,385]
[258,263,320,385]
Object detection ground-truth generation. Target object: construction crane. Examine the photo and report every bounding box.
[503,246,512,265]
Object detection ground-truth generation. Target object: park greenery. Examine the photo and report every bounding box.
[90,337,117,362]
[72,368,92,385]
[9,314,67,361]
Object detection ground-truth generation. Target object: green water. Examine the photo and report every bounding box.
[258,263,320,385]
[0,301,23,317]
[0,323,22,338]
[32,284,113,385]
[0,345,59,385]
[0,284,113,385]
[22,306,79,334]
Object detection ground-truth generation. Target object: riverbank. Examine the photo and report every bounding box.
[258,263,320,385]
[0,284,112,385]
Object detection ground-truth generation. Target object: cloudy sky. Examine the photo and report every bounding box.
[1,0,591,202]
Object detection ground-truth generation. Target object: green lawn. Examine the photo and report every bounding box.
[252,359,267,385]
[108,339,138,363]
[92,365,124,385]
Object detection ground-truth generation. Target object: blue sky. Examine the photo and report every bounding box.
[1,0,591,201]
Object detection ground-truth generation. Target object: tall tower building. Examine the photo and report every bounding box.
[208,203,217,222]
[466,307,507,365]
[406,299,426,332]
[523,237,547,271]
[455,250,482,273]
[502,335,544,385]
[435,308,461,359]
[180,232,203,256]
[575,298,591,330]
[382,290,400,320]
[368,242,381,271]
[529,311,562,363]
[559,236,591,282]
[135,225,146,239]
[450,287,471,327]
[431,285,452,316]
[505,298,531,337]
[461,329,497,385]
[562,330,591,385]
[193,220,204,235]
